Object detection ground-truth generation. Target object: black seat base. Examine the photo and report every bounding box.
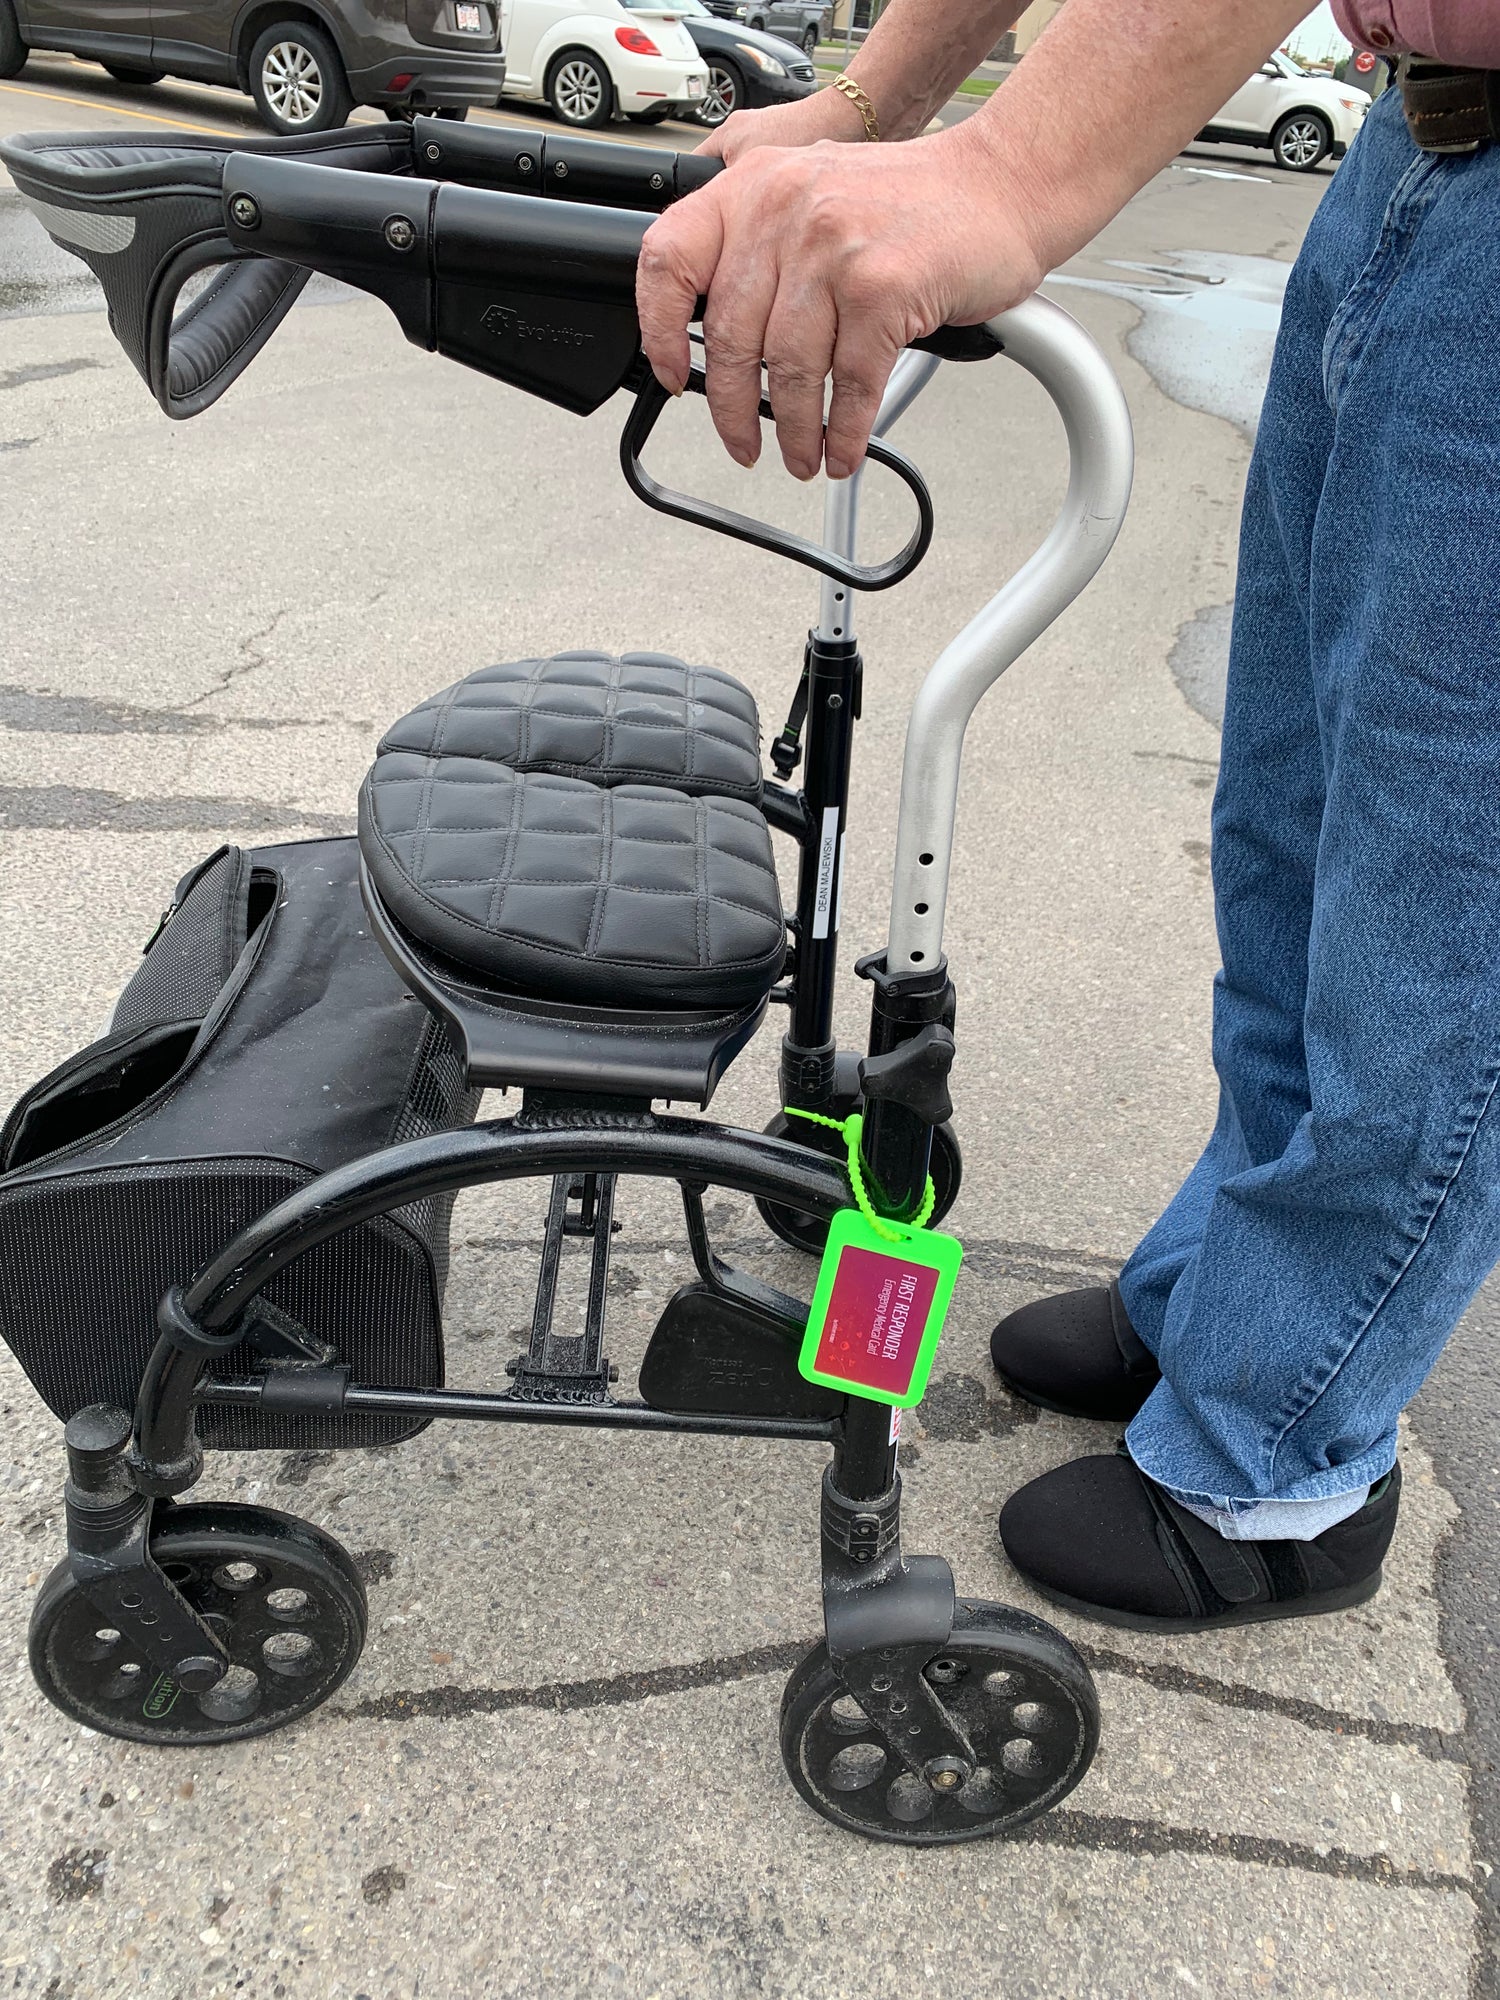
[361,864,767,1107]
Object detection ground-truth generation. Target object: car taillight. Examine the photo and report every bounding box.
[616,24,661,53]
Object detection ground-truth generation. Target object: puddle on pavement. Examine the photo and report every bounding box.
[1049,250,1291,440]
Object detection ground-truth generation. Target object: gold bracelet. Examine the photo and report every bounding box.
[831,72,880,143]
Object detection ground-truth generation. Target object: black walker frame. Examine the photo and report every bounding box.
[3,111,1134,1844]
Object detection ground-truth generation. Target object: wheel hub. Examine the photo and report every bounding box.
[263,43,324,126]
[29,1504,366,1746]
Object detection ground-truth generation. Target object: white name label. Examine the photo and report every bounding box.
[812,808,840,940]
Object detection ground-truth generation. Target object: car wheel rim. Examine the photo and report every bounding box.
[702,65,737,122]
[1280,120,1322,166]
[263,42,323,125]
[556,60,604,120]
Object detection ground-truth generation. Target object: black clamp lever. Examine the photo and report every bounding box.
[857,1023,956,1129]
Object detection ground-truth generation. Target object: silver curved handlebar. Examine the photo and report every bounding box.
[882,297,1134,974]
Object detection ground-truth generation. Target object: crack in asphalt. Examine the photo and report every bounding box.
[0,783,352,833]
[182,607,291,711]
[337,1632,1463,1766]
[1015,1810,1477,1900]
[334,1638,1475,1897]
[0,683,351,736]
[1075,1640,1464,1762]
[459,1232,1127,1287]
[0,357,101,392]
[336,1638,810,1724]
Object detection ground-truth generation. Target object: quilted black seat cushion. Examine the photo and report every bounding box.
[359,753,785,1010]
[376,652,763,803]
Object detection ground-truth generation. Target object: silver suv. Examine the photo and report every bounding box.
[700,0,826,58]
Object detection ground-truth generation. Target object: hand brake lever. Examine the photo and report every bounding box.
[620,367,935,592]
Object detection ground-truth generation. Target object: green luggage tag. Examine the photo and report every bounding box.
[788,1108,963,1410]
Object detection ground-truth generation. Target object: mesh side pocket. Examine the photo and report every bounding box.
[0,1160,442,1450]
[112,845,252,1035]
[392,1010,483,1298]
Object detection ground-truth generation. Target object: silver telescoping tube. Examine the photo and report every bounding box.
[884,296,1134,975]
[814,346,944,646]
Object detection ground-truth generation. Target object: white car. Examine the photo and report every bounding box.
[499,0,710,126]
[1198,49,1368,171]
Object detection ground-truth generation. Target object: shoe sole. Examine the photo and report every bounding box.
[1017,1567,1384,1634]
[992,1365,1154,1425]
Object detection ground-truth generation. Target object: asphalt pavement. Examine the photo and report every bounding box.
[0,53,1489,2000]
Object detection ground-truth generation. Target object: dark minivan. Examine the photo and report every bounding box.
[0,0,506,132]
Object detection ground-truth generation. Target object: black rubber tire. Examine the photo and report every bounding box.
[248,20,353,136]
[802,25,819,54]
[545,48,613,128]
[696,59,742,128]
[28,1502,366,1746]
[103,62,164,84]
[755,1113,961,1255]
[780,1599,1099,1845]
[0,0,27,80]
[1271,108,1331,171]
[385,103,469,121]
[627,106,676,124]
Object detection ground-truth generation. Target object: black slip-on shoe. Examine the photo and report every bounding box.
[998,1450,1400,1633]
[990,1278,1161,1421]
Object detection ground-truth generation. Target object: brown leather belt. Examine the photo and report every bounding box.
[1399,56,1500,152]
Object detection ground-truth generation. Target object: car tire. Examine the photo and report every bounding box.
[248,21,353,136]
[546,48,613,127]
[697,59,741,127]
[103,62,164,84]
[0,0,27,80]
[746,15,767,29]
[1271,109,1331,171]
[802,25,818,53]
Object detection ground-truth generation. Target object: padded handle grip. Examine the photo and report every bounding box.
[0,125,410,418]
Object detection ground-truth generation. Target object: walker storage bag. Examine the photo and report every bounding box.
[0,837,480,1449]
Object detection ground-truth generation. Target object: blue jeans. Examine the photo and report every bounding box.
[1119,89,1500,1533]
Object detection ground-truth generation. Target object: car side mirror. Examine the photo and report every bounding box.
[1260,63,1280,77]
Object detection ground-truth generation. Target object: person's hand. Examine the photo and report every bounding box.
[637,125,1045,482]
[696,80,866,163]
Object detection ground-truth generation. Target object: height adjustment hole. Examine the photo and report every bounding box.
[918,852,933,866]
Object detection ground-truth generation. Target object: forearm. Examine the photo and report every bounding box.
[844,0,1029,142]
[949,0,1308,272]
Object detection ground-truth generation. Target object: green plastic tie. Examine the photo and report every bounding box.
[784,1106,936,1244]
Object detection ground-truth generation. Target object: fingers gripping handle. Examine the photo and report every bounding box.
[222,153,948,586]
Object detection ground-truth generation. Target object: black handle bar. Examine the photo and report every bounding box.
[1,117,1000,588]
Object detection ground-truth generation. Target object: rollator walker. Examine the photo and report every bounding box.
[0,116,1132,1845]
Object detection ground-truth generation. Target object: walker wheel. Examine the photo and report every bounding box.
[756,1114,961,1255]
[29,1502,366,1746]
[779,1599,1098,1844]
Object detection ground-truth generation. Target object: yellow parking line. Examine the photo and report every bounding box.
[0,79,232,136]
